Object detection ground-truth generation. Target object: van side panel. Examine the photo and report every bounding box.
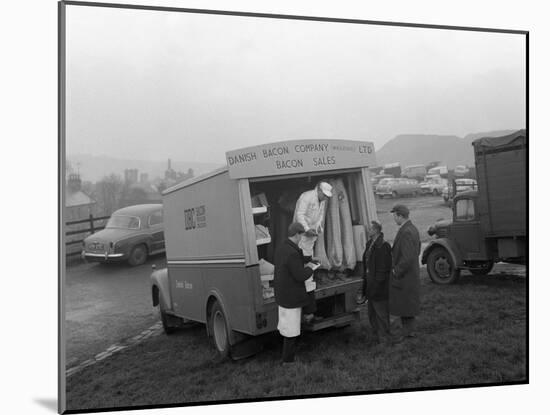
[202,264,257,334]
[168,265,205,322]
[163,171,245,261]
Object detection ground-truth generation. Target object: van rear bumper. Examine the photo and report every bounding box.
[302,310,360,332]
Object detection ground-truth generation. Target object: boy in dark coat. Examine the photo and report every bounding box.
[358,220,392,344]
[273,222,318,363]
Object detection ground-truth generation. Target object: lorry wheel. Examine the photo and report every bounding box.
[128,244,148,266]
[209,302,230,359]
[470,261,494,276]
[159,300,176,335]
[427,247,460,284]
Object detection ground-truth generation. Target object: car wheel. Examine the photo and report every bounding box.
[392,191,398,199]
[159,299,176,335]
[470,261,494,276]
[128,244,148,266]
[209,301,231,359]
[427,247,460,284]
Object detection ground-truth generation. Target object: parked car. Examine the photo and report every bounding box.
[82,204,165,266]
[371,173,393,187]
[375,178,421,198]
[420,176,448,195]
[442,178,478,202]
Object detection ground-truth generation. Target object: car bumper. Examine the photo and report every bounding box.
[82,251,127,262]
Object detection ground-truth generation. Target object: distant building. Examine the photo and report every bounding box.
[140,172,149,184]
[65,174,97,221]
[65,173,99,258]
[124,168,138,185]
[163,159,194,187]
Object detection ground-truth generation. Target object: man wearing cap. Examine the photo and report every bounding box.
[293,181,333,260]
[357,220,393,345]
[273,222,319,363]
[389,204,421,341]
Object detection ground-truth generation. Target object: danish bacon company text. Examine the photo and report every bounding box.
[227,152,257,165]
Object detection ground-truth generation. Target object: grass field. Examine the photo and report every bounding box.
[66,268,526,412]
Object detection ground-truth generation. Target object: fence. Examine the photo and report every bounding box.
[65,214,110,258]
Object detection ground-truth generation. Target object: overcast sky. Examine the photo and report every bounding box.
[65,5,526,164]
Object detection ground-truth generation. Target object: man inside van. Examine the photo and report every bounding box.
[293,181,333,260]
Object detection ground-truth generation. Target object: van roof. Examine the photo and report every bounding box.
[162,166,229,195]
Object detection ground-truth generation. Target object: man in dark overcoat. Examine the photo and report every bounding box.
[273,222,317,363]
[389,204,421,340]
[358,220,392,344]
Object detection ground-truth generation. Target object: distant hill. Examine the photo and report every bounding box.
[376,129,519,169]
[67,154,223,183]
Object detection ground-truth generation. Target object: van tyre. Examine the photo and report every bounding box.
[427,247,460,284]
[159,300,176,335]
[128,244,148,266]
[209,301,231,360]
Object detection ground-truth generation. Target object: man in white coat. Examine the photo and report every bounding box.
[293,181,333,260]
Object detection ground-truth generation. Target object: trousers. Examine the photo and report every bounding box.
[368,300,390,340]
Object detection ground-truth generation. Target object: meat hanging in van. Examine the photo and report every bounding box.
[326,178,357,271]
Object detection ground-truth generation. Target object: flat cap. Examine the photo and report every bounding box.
[390,204,410,217]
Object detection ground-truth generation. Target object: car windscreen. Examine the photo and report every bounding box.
[106,215,141,230]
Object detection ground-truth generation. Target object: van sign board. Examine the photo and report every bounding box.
[225,139,376,179]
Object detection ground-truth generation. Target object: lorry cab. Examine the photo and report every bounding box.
[151,139,379,358]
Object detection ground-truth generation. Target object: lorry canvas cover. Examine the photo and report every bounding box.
[473,129,526,148]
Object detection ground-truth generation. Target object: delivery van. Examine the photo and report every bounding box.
[151,139,378,359]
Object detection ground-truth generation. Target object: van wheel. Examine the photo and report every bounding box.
[128,244,148,266]
[209,301,230,359]
[159,300,176,335]
[427,247,460,284]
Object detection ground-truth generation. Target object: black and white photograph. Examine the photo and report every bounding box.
[54,0,531,413]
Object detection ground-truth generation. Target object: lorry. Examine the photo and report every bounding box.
[381,162,401,178]
[422,130,526,284]
[150,139,379,358]
[402,164,427,181]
